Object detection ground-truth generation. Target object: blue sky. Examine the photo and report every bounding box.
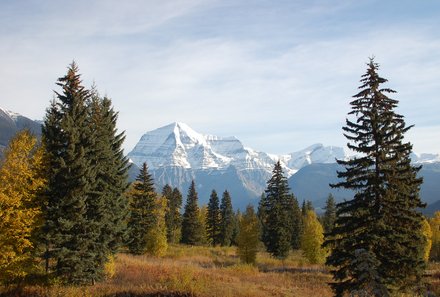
[1,0,439,154]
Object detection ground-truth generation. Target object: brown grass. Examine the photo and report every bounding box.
[4,245,438,297]
[0,245,333,297]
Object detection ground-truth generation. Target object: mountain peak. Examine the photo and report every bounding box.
[0,107,20,121]
[128,122,346,175]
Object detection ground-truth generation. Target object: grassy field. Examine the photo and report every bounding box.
[1,245,439,297]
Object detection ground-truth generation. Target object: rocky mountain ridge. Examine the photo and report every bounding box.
[1,108,439,211]
[127,122,440,209]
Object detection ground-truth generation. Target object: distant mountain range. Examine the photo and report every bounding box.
[128,122,440,211]
[1,107,439,214]
[0,107,42,157]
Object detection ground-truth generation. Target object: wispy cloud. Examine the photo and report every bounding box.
[0,1,439,154]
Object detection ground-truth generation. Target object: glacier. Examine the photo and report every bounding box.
[128,122,345,176]
[127,122,346,207]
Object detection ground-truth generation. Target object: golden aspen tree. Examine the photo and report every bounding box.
[301,210,326,264]
[0,130,46,283]
[237,205,260,264]
[429,211,440,261]
[146,196,168,257]
[421,217,432,262]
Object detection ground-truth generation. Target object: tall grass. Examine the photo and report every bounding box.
[0,245,347,296]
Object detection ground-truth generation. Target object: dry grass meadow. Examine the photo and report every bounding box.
[1,245,439,297]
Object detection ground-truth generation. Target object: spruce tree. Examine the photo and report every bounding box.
[219,190,234,246]
[259,161,293,259]
[198,204,208,245]
[206,190,221,246]
[127,163,157,254]
[181,181,204,245]
[42,63,101,284]
[322,194,337,234]
[289,194,303,250]
[231,209,241,246]
[88,92,129,273]
[163,185,183,244]
[324,59,425,296]
[301,200,314,215]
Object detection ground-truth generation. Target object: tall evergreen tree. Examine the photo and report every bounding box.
[181,181,204,245]
[289,194,303,250]
[206,190,221,246]
[163,185,182,244]
[301,200,314,215]
[219,190,234,246]
[42,63,101,284]
[322,194,337,234]
[259,161,293,259]
[324,59,425,296]
[88,91,130,273]
[127,163,156,255]
[231,209,241,246]
[198,204,208,245]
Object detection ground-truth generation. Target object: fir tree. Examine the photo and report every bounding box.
[42,62,101,284]
[257,193,267,238]
[349,249,388,296]
[260,161,293,259]
[301,200,314,215]
[163,185,183,244]
[198,204,208,245]
[127,163,157,255]
[219,190,234,246]
[206,190,221,246]
[324,59,425,296]
[88,91,129,275]
[237,205,260,264]
[231,209,241,246]
[181,181,204,245]
[289,194,303,250]
[322,194,337,234]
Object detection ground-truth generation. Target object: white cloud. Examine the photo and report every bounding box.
[0,1,439,155]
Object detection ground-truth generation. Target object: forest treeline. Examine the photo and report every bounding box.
[0,60,439,297]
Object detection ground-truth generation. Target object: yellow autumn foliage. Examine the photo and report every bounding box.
[421,217,432,262]
[429,211,440,261]
[146,196,168,257]
[0,130,46,283]
[301,210,327,264]
[104,254,116,279]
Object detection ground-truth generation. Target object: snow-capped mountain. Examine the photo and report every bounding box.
[128,122,344,176]
[2,106,439,211]
[127,122,345,207]
[411,152,440,164]
[0,107,42,155]
[128,122,440,209]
